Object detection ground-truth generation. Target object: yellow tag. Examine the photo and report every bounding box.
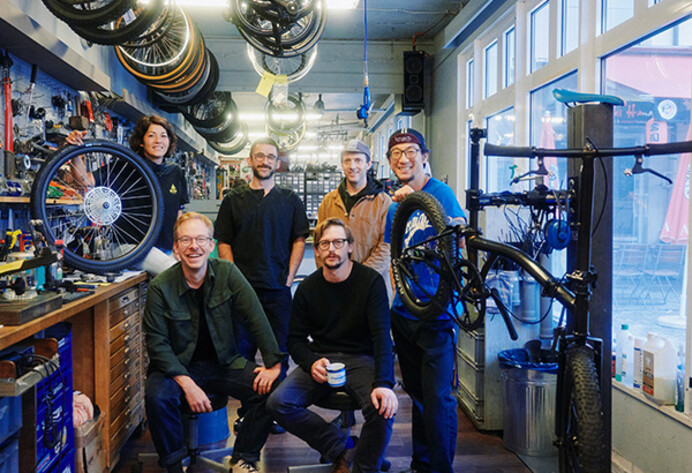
[256,71,276,97]
[170,183,177,194]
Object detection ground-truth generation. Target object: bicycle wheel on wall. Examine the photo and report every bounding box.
[558,345,608,473]
[30,140,163,274]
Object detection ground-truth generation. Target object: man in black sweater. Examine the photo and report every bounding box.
[267,218,397,473]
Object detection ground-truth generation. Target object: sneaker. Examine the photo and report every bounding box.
[270,420,286,434]
[233,416,244,434]
[232,459,259,473]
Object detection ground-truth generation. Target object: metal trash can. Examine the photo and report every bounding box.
[498,347,558,457]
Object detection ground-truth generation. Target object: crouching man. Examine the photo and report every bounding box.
[143,212,285,473]
[267,218,397,473]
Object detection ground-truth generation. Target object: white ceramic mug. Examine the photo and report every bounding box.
[326,362,346,387]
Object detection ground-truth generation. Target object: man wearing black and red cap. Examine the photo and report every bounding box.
[383,128,464,473]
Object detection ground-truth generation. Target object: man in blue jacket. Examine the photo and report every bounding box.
[143,212,285,473]
[384,129,465,473]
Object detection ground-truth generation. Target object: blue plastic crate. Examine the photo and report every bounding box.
[37,414,73,473]
[0,396,21,446]
[42,323,72,374]
[0,438,19,473]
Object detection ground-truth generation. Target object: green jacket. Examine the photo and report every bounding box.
[143,258,285,378]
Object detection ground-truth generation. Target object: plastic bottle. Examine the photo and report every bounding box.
[615,324,630,382]
[641,333,677,405]
[675,347,685,412]
[620,329,634,387]
[633,337,645,390]
[51,239,64,282]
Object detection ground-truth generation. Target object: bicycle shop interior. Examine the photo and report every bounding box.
[0,1,691,473]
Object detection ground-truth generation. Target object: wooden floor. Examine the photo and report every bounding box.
[113,379,530,473]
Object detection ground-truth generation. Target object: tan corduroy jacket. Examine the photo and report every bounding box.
[317,185,393,303]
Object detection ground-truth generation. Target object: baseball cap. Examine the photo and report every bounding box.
[341,139,371,161]
[388,128,428,153]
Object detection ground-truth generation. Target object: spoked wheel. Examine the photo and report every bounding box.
[30,140,163,274]
[247,43,317,83]
[390,191,455,321]
[448,257,486,331]
[558,345,608,473]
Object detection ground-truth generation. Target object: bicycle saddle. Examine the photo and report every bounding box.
[552,88,624,106]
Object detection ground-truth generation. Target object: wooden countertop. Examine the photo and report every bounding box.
[0,273,148,350]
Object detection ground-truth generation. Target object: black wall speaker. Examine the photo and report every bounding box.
[402,50,427,114]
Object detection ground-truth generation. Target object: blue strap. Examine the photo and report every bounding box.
[553,88,624,106]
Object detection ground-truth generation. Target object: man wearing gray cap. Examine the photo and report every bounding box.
[317,139,393,300]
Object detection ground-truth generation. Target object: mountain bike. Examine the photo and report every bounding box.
[390,90,692,472]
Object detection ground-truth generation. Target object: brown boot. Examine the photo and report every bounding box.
[331,453,351,473]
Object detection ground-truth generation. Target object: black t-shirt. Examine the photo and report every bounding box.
[213,185,309,290]
[144,159,189,251]
[288,262,394,388]
[190,282,217,363]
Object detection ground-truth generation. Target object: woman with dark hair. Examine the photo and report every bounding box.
[66,114,189,274]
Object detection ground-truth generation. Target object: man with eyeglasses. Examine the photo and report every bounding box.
[317,139,393,302]
[267,217,397,473]
[144,212,285,473]
[214,137,310,433]
[383,129,465,473]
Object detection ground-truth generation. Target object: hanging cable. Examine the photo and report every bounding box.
[356,0,371,127]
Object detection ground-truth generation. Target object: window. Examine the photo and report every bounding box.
[530,1,550,72]
[484,108,515,192]
[504,27,515,87]
[602,0,633,32]
[484,41,498,98]
[560,0,579,55]
[604,17,692,364]
[466,59,474,107]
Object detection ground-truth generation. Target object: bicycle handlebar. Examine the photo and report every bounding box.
[484,140,692,159]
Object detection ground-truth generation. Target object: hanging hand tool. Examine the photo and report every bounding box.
[1,50,14,153]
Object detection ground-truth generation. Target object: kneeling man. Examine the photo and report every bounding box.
[267,218,397,473]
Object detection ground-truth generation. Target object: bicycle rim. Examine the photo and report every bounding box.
[390,191,454,321]
[30,140,163,274]
[449,258,486,331]
[558,345,608,473]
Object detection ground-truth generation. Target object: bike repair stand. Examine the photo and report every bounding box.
[566,99,615,458]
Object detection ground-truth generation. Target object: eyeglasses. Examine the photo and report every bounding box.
[253,153,278,162]
[316,238,348,251]
[177,236,212,247]
[389,147,421,160]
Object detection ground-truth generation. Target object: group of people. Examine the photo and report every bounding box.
[70,116,464,473]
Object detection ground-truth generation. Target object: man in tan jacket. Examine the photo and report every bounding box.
[317,139,393,302]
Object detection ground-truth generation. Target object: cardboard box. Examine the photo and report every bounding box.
[75,414,105,473]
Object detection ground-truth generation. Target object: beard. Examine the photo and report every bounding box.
[252,166,275,180]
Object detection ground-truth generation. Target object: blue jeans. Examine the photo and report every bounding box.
[236,286,292,376]
[391,315,457,473]
[145,360,273,466]
[266,353,393,473]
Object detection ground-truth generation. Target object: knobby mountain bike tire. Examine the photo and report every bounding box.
[390,191,455,321]
[558,345,608,473]
[30,140,163,274]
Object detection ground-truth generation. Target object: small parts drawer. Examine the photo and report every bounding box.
[110,300,140,328]
[110,318,140,356]
[109,287,140,313]
[110,382,143,420]
[110,313,139,343]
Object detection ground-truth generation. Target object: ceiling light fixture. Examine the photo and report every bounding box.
[326,0,359,10]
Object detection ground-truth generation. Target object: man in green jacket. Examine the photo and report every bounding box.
[143,212,285,473]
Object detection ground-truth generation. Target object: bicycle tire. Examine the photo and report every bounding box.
[30,140,164,274]
[208,123,249,156]
[558,345,608,473]
[390,191,454,321]
[183,91,236,131]
[448,257,486,331]
[70,0,165,46]
[41,0,136,27]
